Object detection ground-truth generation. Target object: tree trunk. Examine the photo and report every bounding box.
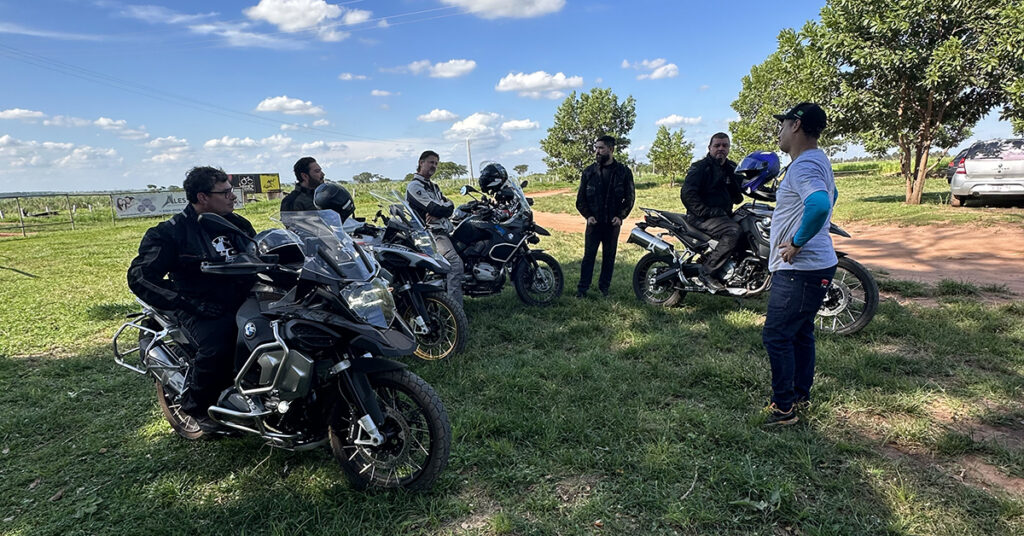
[899,141,914,201]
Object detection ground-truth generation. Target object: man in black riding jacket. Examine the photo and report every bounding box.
[575,135,635,298]
[127,166,256,434]
[681,132,744,292]
[406,150,464,304]
[281,156,325,211]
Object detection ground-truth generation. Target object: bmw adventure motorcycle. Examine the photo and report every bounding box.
[114,192,450,491]
[450,179,564,306]
[627,151,878,335]
[351,191,469,361]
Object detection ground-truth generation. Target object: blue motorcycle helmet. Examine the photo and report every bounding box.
[736,151,781,193]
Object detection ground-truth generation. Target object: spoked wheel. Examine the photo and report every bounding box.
[155,381,204,440]
[632,253,684,307]
[816,256,879,335]
[329,370,451,491]
[513,252,564,306]
[403,291,468,361]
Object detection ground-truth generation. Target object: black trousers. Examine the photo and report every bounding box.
[692,215,741,271]
[177,311,238,418]
[578,222,620,293]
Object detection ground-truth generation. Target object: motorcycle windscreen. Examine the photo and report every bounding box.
[280,210,376,282]
[504,180,533,217]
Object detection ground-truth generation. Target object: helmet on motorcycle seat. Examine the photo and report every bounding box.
[313,183,356,220]
[478,162,509,194]
[256,229,305,265]
[736,151,781,192]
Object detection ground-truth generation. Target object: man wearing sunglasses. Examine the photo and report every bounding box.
[128,166,256,434]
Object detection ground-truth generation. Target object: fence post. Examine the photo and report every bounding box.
[67,194,75,231]
[16,197,26,237]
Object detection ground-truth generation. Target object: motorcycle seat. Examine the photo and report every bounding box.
[659,211,712,242]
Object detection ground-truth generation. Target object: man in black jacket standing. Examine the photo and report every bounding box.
[575,135,635,297]
[681,132,743,292]
[281,156,325,211]
[128,166,256,433]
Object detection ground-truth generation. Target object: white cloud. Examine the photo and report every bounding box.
[244,0,369,42]
[0,108,45,120]
[501,119,540,131]
[121,6,216,25]
[280,123,301,131]
[0,22,105,41]
[312,118,331,127]
[54,146,119,168]
[338,72,368,80]
[203,136,257,149]
[418,109,460,122]
[391,59,477,78]
[377,19,390,28]
[256,95,326,115]
[441,0,565,19]
[429,59,477,78]
[93,117,149,140]
[189,21,303,49]
[655,114,702,127]
[147,136,190,149]
[624,58,680,80]
[699,84,710,91]
[301,141,328,152]
[495,71,583,99]
[343,9,372,25]
[445,112,502,140]
[371,89,395,97]
[639,64,679,80]
[42,115,91,127]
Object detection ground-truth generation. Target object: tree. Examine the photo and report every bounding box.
[738,0,1024,204]
[513,164,529,177]
[730,25,847,157]
[352,171,387,183]
[647,125,695,186]
[433,161,468,181]
[146,184,159,191]
[540,88,637,180]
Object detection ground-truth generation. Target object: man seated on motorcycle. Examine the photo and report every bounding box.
[681,132,744,292]
[281,156,326,211]
[406,150,464,305]
[127,166,256,434]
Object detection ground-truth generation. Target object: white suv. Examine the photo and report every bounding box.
[950,138,1024,206]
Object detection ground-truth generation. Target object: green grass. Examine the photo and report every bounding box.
[1,201,1023,534]
[530,171,1024,228]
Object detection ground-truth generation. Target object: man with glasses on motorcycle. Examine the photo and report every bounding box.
[680,132,743,293]
[406,150,464,305]
[281,156,327,211]
[127,166,256,434]
[761,102,838,426]
[575,135,635,298]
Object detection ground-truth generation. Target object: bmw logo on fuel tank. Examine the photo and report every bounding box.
[243,322,257,339]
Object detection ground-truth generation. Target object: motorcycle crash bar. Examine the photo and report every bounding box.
[628,227,675,255]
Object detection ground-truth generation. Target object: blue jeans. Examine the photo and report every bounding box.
[762,265,837,411]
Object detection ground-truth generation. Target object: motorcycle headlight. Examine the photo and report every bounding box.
[412,230,441,259]
[340,278,396,329]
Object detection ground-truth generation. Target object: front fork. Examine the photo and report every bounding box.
[333,359,387,447]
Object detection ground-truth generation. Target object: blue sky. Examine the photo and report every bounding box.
[0,0,1016,193]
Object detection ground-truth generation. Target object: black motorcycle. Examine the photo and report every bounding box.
[351,191,469,361]
[627,166,878,336]
[450,180,564,306]
[114,192,450,491]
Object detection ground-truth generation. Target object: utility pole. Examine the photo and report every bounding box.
[466,138,474,182]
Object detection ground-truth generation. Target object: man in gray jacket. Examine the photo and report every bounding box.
[406,150,464,304]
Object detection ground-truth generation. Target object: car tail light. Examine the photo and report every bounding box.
[955,158,966,174]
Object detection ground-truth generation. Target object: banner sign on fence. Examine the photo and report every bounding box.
[229,173,281,193]
[110,189,244,219]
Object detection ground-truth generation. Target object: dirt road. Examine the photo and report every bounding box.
[529,209,1024,295]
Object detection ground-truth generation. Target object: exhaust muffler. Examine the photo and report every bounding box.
[628,228,675,255]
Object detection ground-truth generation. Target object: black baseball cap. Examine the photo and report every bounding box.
[773,102,827,133]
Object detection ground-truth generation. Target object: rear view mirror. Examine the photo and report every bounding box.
[521,180,529,188]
